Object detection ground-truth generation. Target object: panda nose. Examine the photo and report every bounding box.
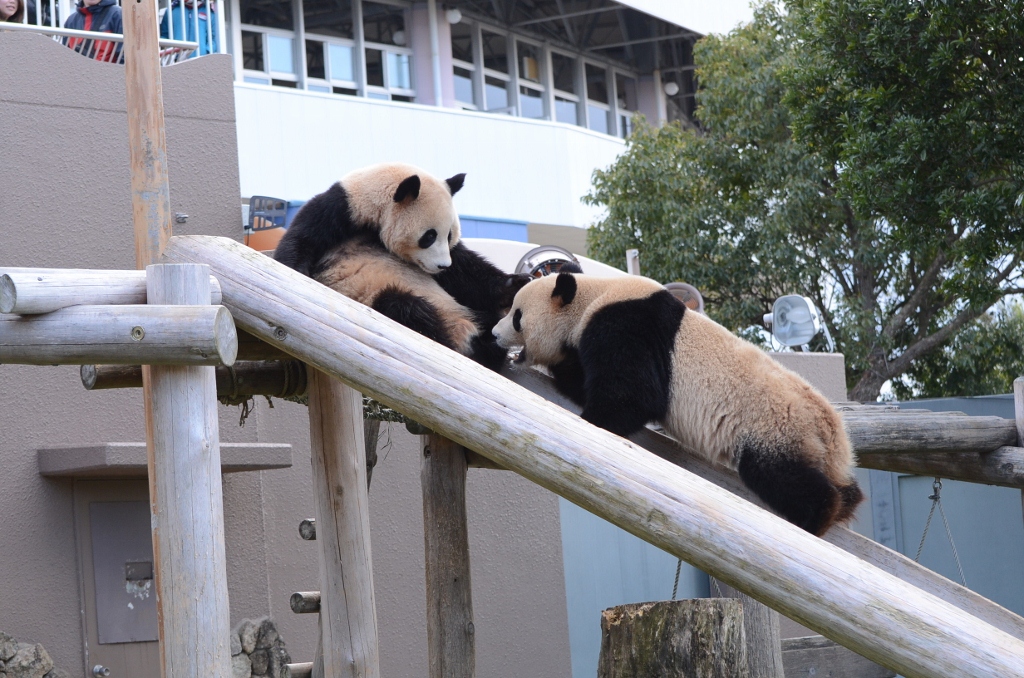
[437,263,449,270]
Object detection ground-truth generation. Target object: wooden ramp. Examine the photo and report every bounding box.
[163,234,1024,678]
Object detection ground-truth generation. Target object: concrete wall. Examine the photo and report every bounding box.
[0,30,572,678]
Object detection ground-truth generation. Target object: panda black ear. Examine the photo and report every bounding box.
[445,173,466,196]
[394,175,421,203]
[551,272,577,306]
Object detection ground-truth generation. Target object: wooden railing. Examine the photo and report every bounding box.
[153,233,1024,678]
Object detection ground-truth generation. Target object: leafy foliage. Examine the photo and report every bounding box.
[586,1,1024,400]
[893,301,1024,399]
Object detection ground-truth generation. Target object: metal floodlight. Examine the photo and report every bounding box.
[763,295,823,349]
[515,245,580,278]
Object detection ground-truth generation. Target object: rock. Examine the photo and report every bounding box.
[230,652,251,678]
[234,619,258,655]
[0,633,17,662]
[230,632,242,657]
[254,618,278,650]
[266,644,289,678]
[249,648,270,675]
[7,643,53,678]
[43,670,70,678]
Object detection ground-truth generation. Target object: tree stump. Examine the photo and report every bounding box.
[598,600,748,678]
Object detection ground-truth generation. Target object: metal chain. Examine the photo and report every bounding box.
[672,558,682,600]
[914,478,967,587]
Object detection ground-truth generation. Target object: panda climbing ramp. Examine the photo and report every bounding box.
[274,162,528,370]
[493,270,863,536]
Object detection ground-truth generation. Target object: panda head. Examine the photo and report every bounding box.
[344,163,466,274]
[493,271,583,366]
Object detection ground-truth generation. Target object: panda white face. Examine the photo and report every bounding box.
[494,273,580,366]
[343,164,465,275]
[381,173,463,274]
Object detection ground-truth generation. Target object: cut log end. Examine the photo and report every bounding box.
[0,274,16,314]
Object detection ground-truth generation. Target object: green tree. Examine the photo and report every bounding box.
[586,1,1024,400]
[892,301,1024,399]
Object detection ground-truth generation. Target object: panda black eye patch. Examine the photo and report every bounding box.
[513,309,522,332]
[419,229,438,248]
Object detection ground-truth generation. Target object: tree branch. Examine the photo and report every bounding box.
[882,251,946,341]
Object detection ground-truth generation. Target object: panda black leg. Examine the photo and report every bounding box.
[737,443,841,536]
[550,347,587,407]
[372,287,457,351]
[467,334,509,371]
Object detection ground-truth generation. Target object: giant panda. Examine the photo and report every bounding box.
[274,162,527,369]
[492,271,863,536]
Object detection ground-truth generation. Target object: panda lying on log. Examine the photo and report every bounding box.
[493,268,863,536]
[274,162,529,370]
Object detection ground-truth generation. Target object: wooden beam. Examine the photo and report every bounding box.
[144,264,232,678]
[422,434,475,678]
[843,414,1017,454]
[0,268,221,314]
[80,360,307,398]
[782,636,895,678]
[858,447,1024,488]
[290,592,322,615]
[0,305,237,366]
[307,370,380,678]
[162,235,1024,678]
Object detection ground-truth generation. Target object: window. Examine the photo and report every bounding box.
[450,21,477,108]
[615,73,638,138]
[585,63,610,134]
[550,51,579,126]
[481,30,511,112]
[239,0,297,86]
[516,41,544,119]
[303,0,356,94]
[362,2,413,100]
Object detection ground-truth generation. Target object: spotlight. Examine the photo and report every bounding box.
[515,245,580,278]
[663,81,680,97]
[446,8,463,24]
[763,295,832,350]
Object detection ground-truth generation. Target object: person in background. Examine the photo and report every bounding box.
[1,0,45,25]
[63,0,121,63]
[161,0,219,57]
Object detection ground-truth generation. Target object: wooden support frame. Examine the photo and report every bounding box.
[163,235,1024,678]
[307,370,380,678]
[421,434,475,678]
[81,360,307,398]
[0,305,237,366]
[0,268,221,314]
[144,263,232,677]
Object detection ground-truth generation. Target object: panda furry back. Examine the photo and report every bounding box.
[273,163,527,369]
[493,271,863,536]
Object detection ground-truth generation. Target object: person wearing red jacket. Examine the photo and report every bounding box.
[63,0,122,63]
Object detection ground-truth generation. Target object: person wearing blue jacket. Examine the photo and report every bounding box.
[63,0,122,63]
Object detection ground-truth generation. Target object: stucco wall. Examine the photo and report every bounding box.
[0,30,571,678]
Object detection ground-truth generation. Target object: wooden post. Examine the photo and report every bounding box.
[598,600,747,678]
[145,263,232,678]
[422,434,475,678]
[709,578,784,678]
[307,369,380,678]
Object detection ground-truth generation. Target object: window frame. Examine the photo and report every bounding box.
[239,23,300,86]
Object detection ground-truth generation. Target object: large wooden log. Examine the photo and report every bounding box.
[163,235,1024,678]
[597,600,748,678]
[422,434,475,678]
[500,363,1024,641]
[0,268,221,314]
[144,264,232,678]
[0,305,237,366]
[858,447,1024,488]
[80,360,307,398]
[843,414,1017,454]
[307,370,380,678]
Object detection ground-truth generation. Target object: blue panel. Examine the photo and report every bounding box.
[897,477,1024,615]
[559,498,709,678]
[459,217,528,242]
